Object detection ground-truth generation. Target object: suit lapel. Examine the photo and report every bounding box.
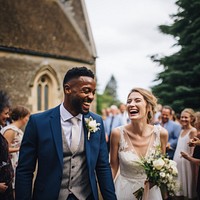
[50,106,63,168]
[83,114,91,169]
[49,110,93,170]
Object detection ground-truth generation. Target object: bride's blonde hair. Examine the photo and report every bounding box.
[127,87,157,124]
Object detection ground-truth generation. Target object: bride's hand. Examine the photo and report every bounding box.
[144,180,154,189]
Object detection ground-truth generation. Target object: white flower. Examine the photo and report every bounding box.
[171,165,178,175]
[160,172,165,178]
[153,158,165,170]
[85,116,100,140]
[169,160,177,167]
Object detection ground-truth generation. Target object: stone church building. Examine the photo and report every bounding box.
[0,0,97,113]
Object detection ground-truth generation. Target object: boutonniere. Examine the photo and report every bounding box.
[85,116,100,140]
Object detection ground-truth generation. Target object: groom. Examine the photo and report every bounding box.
[15,67,117,200]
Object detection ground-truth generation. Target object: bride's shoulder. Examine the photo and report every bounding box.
[111,127,119,134]
[154,124,167,134]
[153,124,168,140]
[111,125,127,140]
[110,126,124,145]
[112,125,124,136]
[156,125,168,143]
[160,126,168,136]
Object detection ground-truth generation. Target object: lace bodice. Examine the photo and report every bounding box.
[118,125,161,179]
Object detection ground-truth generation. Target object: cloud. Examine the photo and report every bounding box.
[85,0,178,103]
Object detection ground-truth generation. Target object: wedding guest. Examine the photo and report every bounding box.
[181,111,200,200]
[153,103,162,124]
[104,105,123,152]
[101,108,107,121]
[173,108,197,199]
[1,105,30,197]
[15,67,117,200]
[118,103,130,125]
[110,87,168,200]
[160,105,181,159]
[0,90,14,200]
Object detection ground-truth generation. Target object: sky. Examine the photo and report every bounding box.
[85,0,179,103]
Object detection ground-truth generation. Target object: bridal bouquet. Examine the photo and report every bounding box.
[133,146,178,200]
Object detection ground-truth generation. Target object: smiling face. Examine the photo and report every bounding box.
[180,111,192,128]
[126,91,147,121]
[161,108,171,124]
[64,76,96,116]
[0,107,10,126]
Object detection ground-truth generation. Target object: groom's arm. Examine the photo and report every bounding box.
[95,117,117,200]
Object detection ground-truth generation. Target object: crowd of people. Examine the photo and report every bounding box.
[0,66,199,200]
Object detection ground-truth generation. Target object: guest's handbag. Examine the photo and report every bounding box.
[0,161,13,185]
[0,161,9,170]
[5,178,13,186]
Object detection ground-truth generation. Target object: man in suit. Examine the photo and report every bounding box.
[104,105,123,153]
[118,103,130,125]
[15,67,117,200]
[161,105,182,160]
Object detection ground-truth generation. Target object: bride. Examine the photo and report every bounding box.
[110,88,168,200]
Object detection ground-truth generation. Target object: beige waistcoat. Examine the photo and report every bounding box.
[58,129,92,200]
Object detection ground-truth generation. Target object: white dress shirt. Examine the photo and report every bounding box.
[60,103,82,147]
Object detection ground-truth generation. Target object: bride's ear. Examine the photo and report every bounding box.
[146,105,153,123]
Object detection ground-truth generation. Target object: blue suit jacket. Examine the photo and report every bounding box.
[15,105,116,200]
[164,120,182,159]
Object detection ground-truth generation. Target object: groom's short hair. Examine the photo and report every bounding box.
[63,67,95,87]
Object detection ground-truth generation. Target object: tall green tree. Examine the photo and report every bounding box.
[104,75,118,99]
[96,75,120,114]
[151,0,200,113]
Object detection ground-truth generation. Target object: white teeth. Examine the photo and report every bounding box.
[130,109,138,112]
[129,108,139,114]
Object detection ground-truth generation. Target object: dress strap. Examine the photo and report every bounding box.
[118,126,129,151]
[151,125,161,148]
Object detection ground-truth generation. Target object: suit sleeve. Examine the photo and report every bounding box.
[95,118,117,200]
[170,123,181,150]
[15,116,38,200]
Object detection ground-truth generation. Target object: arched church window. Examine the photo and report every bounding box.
[29,65,60,113]
[37,84,42,110]
[37,75,50,111]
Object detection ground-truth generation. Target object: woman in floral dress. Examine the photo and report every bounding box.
[1,105,30,196]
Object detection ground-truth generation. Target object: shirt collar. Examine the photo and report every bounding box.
[60,103,82,121]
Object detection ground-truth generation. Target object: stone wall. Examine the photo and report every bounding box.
[0,52,96,113]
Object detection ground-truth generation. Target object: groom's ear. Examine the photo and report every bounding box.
[64,84,71,94]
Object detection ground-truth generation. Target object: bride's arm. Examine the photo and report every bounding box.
[110,128,120,180]
[160,127,168,154]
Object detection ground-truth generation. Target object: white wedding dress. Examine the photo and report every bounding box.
[114,125,163,200]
